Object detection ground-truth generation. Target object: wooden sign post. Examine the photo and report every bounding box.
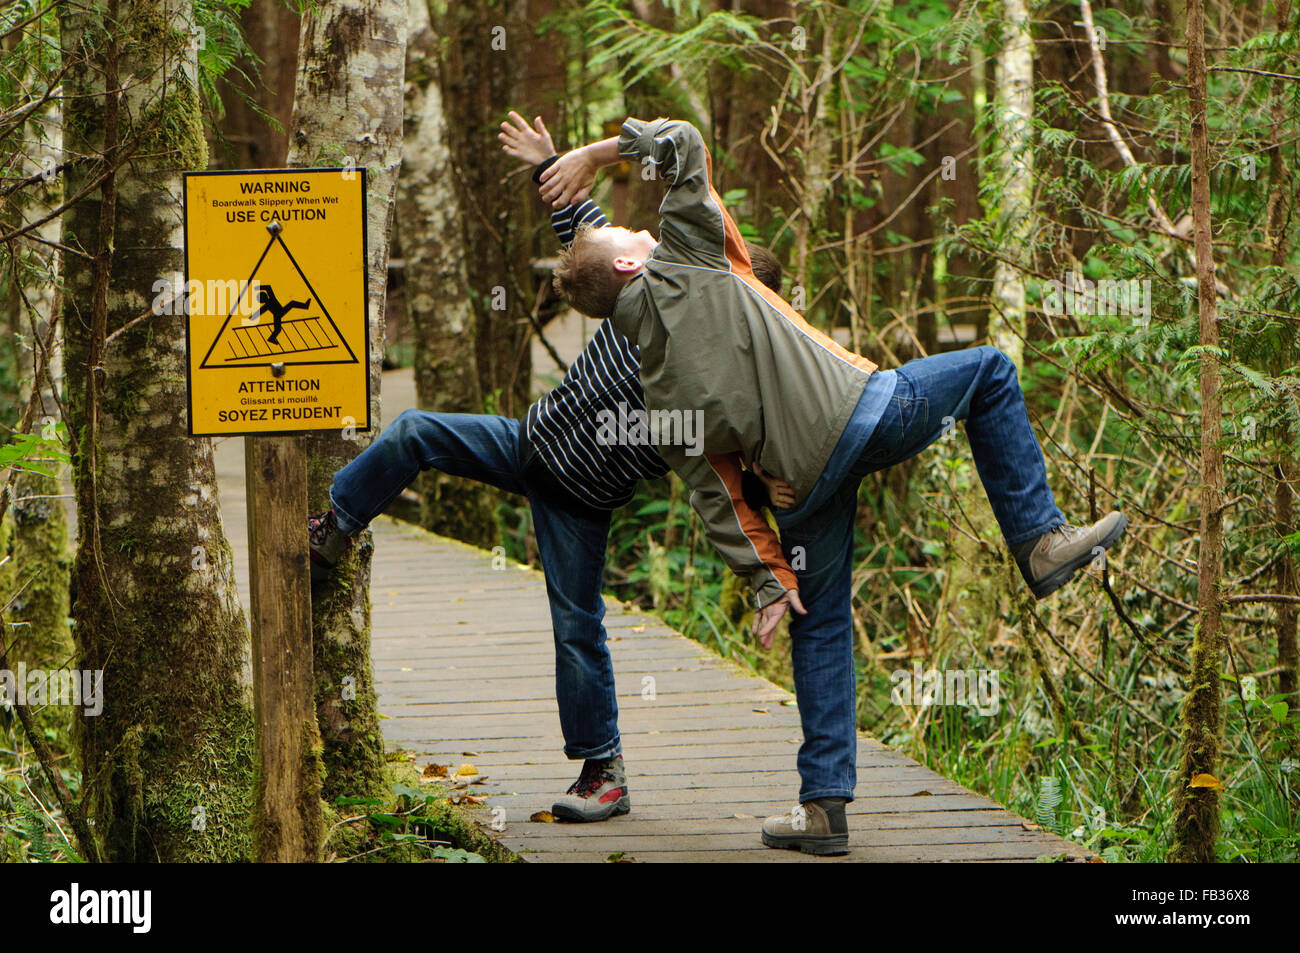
[183,168,369,861]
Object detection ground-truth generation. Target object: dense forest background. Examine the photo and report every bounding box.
[1,0,1297,863]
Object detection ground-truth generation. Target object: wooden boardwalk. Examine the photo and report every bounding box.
[214,406,1094,863]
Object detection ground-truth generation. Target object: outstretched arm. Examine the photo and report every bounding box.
[499,111,613,248]
[660,445,805,644]
[537,136,621,208]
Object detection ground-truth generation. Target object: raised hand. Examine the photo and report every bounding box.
[538,145,599,208]
[499,110,557,167]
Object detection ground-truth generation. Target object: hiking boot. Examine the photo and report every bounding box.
[1011,511,1128,599]
[761,798,849,855]
[551,755,630,822]
[308,509,352,582]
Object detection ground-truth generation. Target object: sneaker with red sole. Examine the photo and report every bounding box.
[551,755,630,822]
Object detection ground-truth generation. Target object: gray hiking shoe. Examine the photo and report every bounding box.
[1011,511,1128,599]
[551,755,630,822]
[761,798,850,856]
[308,509,352,582]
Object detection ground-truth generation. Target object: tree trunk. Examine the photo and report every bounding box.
[396,0,496,547]
[4,40,72,749]
[210,0,300,169]
[1264,0,1298,736]
[433,0,535,416]
[988,0,1032,365]
[1169,0,1225,863]
[285,0,406,801]
[59,0,256,862]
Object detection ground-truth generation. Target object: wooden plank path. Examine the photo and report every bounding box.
[213,411,1094,863]
[365,520,1092,863]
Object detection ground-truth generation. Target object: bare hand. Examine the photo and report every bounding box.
[753,589,806,649]
[754,463,795,509]
[538,145,598,208]
[499,110,557,167]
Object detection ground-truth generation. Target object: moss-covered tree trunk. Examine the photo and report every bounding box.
[396,0,496,548]
[3,39,73,749]
[1169,0,1225,863]
[59,0,256,862]
[434,0,535,416]
[285,0,406,802]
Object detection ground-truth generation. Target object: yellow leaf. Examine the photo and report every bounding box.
[529,811,555,823]
[455,762,479,776]
[422,762,449,778]
[1188,773,1225,791]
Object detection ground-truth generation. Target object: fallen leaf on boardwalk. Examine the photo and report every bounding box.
[752,708,768,714]
[1189,773,1225,791]
[606,851,635,863]
[631,625,646,633]
[400,667,413,672]
[450,793,486,805]
[610,636,622,642]
[530,811,555,823]
[462,751,479,756]
[908,790,933,797]
[732,813,757,819]
[1021,821,1041,831]
[780,699,797,707]
[422,763,449,778]
[456,763,479,776]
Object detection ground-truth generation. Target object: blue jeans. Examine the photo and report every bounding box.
[775,346,1064,801]
[329,409,622,761]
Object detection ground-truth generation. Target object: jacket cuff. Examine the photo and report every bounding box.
[618,117,664,162]
[532,154,559,184]
[751,574,794,610]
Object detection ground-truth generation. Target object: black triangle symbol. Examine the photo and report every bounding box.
[198,231,359,369]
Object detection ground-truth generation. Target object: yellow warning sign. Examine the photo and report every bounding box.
[183,168,369,436]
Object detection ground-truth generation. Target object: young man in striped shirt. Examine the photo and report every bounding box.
[309,112,790,822]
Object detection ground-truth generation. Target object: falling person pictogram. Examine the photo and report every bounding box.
[249,284,310,345]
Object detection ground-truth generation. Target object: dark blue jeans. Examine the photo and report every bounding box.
[329,409,621,761]
[775,346,1064,801]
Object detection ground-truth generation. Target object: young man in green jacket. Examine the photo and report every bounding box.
[543,116,1127,855]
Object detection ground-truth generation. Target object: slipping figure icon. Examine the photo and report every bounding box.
[250,284,310,345]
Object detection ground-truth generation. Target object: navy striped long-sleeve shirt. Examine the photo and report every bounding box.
[521,196,670,509]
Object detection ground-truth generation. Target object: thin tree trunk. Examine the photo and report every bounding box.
[433,0,534,416]
[5,47,72,748]
[988,0,1031,365]
[285,0,406,801]
[1169,0,1225,863]
[60,0,256,862]
[396,0,496,547]
[1264,0,1298,734]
